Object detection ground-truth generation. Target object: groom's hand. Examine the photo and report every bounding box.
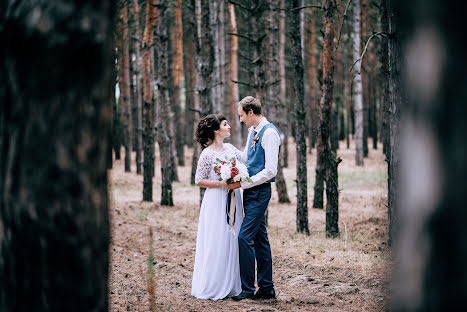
[227,181,241,190]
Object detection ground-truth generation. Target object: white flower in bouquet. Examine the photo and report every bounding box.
[220,165,232,181]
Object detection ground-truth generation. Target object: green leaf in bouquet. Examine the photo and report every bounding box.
[246,177,253,183]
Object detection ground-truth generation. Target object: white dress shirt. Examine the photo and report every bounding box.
[240,117,281,189]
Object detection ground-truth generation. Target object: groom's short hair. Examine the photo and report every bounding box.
[239,96,262,115]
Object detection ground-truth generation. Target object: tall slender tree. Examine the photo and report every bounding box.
[320,0,341,238]
[142,0,157,202]
[228,3,242,147]
[352,0,364,166]
[131,0,143,174]
[268,0,290,204]
[172,0,185,166]
[117,0,132,172]
[289,0,309,235]
[279,0,289,168]
[183,0,198,149]
[308,7,318,152]
[0,1,113,309]
[155,0,174,206]
[379,0,390,157]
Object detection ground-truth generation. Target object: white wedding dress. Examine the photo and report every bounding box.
[191,143,245,300]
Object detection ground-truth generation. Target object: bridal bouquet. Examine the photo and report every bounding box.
[214,157,252,184]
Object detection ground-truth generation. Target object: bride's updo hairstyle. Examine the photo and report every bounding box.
[196,114,227,148]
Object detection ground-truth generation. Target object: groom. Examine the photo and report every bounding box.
[229,96,279,300]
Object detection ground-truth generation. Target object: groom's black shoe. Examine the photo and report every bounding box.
[254,288,276,300]
[232,291,255,301]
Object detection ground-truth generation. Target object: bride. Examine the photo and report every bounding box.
[191,114,245,300]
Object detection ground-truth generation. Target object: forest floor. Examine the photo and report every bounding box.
[108,138,391,312]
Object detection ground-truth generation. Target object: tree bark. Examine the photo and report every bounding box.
[196,0,214,115]
[380,0,390,157]
[319,0,341,238]
[0,1,113,310]
[268,0,290,204]
[156,0,174,206]
[172,0,185,166]
[289,0,309,235]
[183,0,198,149]
[308,7,318,152]
[142,0,157,202]
[352,0,364,166]
[228,3,242,148]
[131,0,143,174]
[279,0,289,168]
[118,0,132,172]
[361,0,369,158]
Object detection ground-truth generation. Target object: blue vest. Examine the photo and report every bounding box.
[247,123,280,182]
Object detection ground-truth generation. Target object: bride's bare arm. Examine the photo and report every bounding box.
[196,179,228,188]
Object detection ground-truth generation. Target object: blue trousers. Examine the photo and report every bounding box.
[238,185,274,294]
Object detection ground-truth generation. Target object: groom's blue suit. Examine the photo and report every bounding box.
[239,121,279,295]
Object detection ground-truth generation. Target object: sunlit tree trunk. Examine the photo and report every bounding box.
[0,1,113,310]
[228,3,242,147]
[353,0,364,166]
[172,0,185,166]
[289,0,309,235]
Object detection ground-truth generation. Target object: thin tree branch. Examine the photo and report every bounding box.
[350,32,388,73]
[335,0,353,52]
[231,80,256,88]
[227,0,251,12]
[288,5,322,12]
[228,32,256,42]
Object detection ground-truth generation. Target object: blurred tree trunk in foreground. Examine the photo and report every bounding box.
[392,0,467,310]
[0,1,113,310]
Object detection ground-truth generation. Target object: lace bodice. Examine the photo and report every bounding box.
[195,143,245,184]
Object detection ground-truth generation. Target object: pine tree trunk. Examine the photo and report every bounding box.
[0,1,113,310]
[268,0,290,204]
[118,0,132,172]
[156,1,174,206]
[320,0,340,238]
[249,1,267,104]
[112,63,122,160]
[361,0,369,157]
[352,0,364,166]
[308,8,318,152]
[142,0,157,202]
[279,0,289,168]
[289,0,309,235]
[380,0,390,157]
[228,3,242,148]
[183,0,197,149]
[196,0,214,115]
[172,0,185,166]
[131,0,143,174]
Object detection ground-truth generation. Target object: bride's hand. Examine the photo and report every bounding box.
[218,181,228,188]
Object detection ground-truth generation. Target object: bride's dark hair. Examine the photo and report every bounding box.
[196,114,227,149]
